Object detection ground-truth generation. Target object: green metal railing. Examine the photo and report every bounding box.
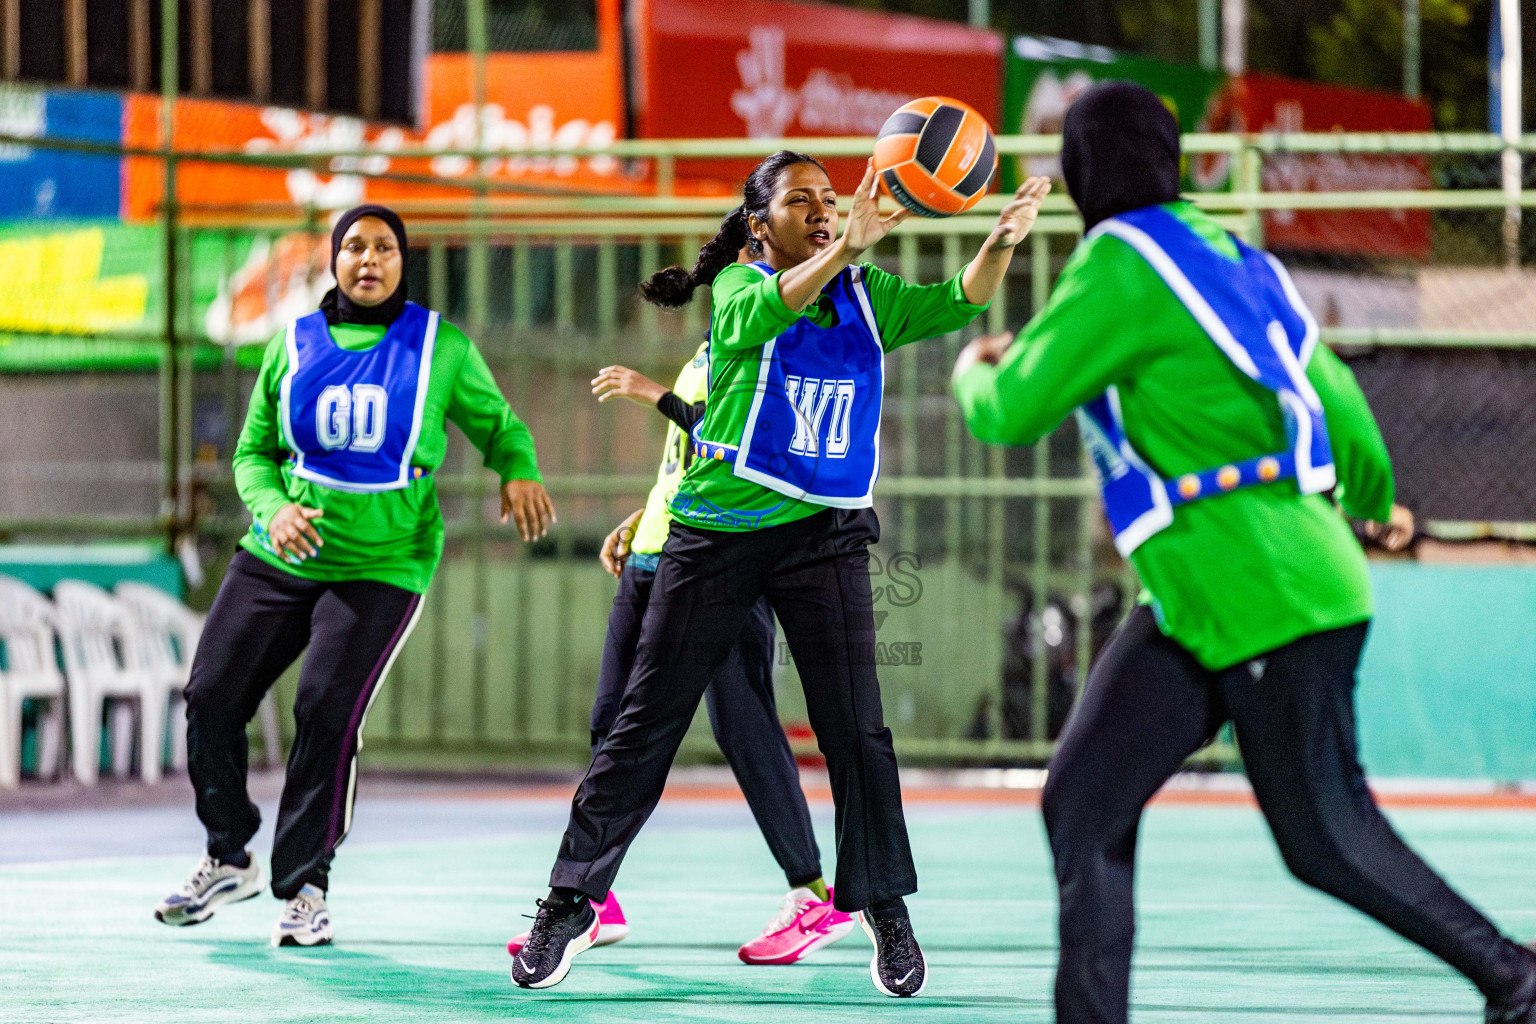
[1,124,1534,766]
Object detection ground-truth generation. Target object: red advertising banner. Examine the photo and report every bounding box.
[1194,73,1433,261]
[632,0,1003,191]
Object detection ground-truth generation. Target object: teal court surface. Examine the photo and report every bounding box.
[3,773,1535,1023]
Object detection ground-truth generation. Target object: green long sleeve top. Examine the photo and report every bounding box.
[234,318,542,593]
[672,260,987,531]
[954,201,1394,670]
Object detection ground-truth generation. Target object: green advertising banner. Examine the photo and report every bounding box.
[1001,36,1224,189]
[0,220,331,372]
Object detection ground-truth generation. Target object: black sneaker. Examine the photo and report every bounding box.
[1486,944,1536,1024]
[860,912,928,997]
[510,893,600,990]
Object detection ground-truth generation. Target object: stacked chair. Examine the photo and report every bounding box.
[53,580,169,785]
[0,576,67,788]
[0,573,284,789]
[115,582,206,774]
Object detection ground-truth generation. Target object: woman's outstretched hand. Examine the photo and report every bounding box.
[592,365,667,407]
[841,159,911,256]
[502,479,557,542]
[988,176,1052,251]
[962,177,1053,305]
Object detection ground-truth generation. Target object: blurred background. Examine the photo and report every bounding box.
[0,0,1532,791]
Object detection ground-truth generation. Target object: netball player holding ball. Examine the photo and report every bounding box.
[154,205,553,947]
[506,344,857,966]
[511,99,1051,996]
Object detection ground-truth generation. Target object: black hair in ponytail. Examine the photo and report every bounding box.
[640,150,828,308]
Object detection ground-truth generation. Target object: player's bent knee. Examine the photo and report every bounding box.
[1040,768,1080,835]
[1040,770,1119,855]
[183,683,248,728]
[1272,824,1352,894]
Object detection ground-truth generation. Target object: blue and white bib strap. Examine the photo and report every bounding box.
[288,457,430,482]
[1075,206,1339,557]
[1166,450,1295,506]
[693,439,739,463]
[690,420,739,463]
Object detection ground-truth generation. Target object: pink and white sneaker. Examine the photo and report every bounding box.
[737,887,857,965]
[508,893,629,955]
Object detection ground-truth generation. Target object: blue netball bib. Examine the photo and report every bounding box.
[712,262,884,508]
[1077,205,1336,556]
[279,302,439,493]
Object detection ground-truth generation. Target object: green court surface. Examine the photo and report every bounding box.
[3,790,1533,1023]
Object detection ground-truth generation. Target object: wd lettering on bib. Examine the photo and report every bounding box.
[280,303,439,493]
[785,377,856,458]
[715,263,884,507]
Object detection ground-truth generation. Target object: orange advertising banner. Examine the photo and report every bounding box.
[122,0,630,219]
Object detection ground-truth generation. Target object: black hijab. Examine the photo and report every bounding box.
[1060,81,1182,231]
[319,204,409,326]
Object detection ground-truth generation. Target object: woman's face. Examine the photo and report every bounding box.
[750,162,837,270]
[335,216,402,307]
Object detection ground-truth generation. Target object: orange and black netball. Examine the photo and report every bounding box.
[873,97,998,218]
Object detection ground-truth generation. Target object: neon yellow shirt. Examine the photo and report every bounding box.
[631,340,710,555]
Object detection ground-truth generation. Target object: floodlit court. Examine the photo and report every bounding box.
[3,773,1534,1024]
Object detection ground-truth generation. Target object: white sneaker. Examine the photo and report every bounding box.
[154,852,264,926]
[271,884,333,947]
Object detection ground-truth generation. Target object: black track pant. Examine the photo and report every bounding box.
[590,560,821,889]
[552,508,915,913]
[185,551,422,899]
[1044,606,1532,1023]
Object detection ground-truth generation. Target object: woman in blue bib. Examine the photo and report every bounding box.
[510,151,1050,996]
[953,84,1536,1023]
[155,205,554,948]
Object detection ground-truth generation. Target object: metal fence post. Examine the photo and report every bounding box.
[1403,0,1421,100]
[512,238,532,331]
[159,0,180,549]
[987,256,1009,742]
[680,235,703,341]
[1028,232,1052,743]
[429,239,449,312]
[640,235,660,362]
[555,241,575,333]
[1240,140,1264,248]
[898,234,920,552]
[942,233,963,559]
[1074,444,1096,697]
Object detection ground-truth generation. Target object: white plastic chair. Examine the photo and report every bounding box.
[112,582,285,773]
[53,580,164,785]
[0,576,66,789]
[115,582,203,772]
